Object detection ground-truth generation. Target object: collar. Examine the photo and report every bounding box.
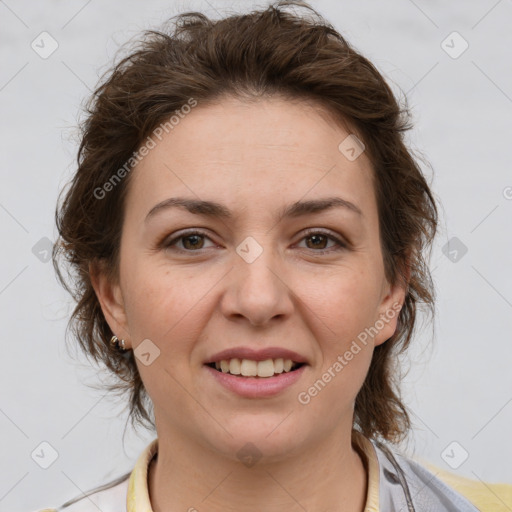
[127,437,158,512]
[126,431,381,512]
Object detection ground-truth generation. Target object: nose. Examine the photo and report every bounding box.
[220,243,294,327]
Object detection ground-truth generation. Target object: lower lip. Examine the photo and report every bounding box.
[204,364,307,398]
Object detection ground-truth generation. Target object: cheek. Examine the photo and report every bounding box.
[319,270,383,338]
[121,257,220,355]
[120,256,182,340]
[121,264,213,397]
[299,342,373,421]
[122,267,170,340]
[304,279,378,411]
[307,271,381,392]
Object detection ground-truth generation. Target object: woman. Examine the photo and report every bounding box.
[37,1,511,511]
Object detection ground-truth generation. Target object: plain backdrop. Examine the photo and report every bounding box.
[1,0,511,510]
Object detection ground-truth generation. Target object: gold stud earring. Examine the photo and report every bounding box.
[110,335,128,352]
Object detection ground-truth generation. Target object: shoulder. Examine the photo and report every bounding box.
[395,448,512,512]
[32,473,130,512]
[369,438,512,512]
[33,437,159,512]
[422,460,512,512]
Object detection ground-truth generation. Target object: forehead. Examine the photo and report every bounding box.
[126,96,376,219]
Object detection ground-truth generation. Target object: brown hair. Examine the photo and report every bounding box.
[53,0,437,444]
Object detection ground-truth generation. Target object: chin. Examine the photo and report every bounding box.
[204,414,314,464]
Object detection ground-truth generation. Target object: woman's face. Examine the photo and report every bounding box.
[95,96,405,460]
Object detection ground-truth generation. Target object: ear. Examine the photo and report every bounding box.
[373,257,411,347]
[89,260,131,347]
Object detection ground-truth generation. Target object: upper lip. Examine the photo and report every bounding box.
[205,347,309,364]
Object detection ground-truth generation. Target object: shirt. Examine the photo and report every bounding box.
[35,431,512,511]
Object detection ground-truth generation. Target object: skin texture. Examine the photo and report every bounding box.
[91,96,406,512]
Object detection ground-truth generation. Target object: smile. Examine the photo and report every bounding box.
[204,361,307,398]
[206,358,304,378]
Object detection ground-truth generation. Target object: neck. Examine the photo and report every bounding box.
[148,427,368,512]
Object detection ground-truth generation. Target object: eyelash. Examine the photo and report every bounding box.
[161,228,347,255]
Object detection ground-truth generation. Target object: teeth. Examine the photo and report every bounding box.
[257,359,275,378]
[240,359,258,376]
[213,358,299,377]
[274,358,284,373]
[229,358,241,375]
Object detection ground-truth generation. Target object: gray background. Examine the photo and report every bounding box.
[1,0,511,510]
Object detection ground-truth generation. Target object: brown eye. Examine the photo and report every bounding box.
[305,233,329,250]
[297,229,347,254]
[163,230,215,252]
[181,234,205,250]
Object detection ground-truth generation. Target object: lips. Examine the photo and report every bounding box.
[204,359,307,398]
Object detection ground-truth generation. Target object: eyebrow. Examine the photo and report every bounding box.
[145,196,363,223]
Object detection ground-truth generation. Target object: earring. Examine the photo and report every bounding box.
[110,335,128,352]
